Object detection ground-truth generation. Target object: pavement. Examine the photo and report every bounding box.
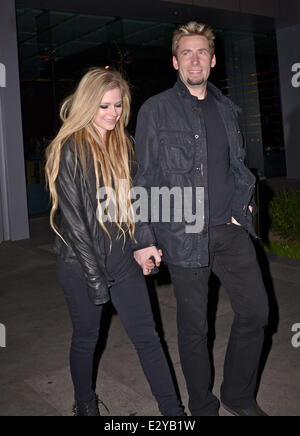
[0,216,300,416]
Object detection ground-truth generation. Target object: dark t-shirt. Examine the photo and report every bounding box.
[103,223,137,284]
[197,90,235,226]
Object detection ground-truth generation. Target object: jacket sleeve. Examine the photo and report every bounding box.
[56,143,109,304]
[249,191,258,216]
[231,100,258,217]
[132,101,159,250]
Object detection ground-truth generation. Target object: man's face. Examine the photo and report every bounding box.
[173,35,216,89]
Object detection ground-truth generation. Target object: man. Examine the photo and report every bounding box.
[133,22,269,416]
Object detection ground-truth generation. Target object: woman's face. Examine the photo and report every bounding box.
[93,87,123,136]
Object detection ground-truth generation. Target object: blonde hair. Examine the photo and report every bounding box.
[45,67,135,245]
[172,21,215,57]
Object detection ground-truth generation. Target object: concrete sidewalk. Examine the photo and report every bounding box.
[0,217,299,416]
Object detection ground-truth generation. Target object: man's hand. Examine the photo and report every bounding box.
[231,216,241,226]
[134,246,163,275]
[231,206,253,226]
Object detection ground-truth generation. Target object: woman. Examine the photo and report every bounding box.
[45,68,184,416]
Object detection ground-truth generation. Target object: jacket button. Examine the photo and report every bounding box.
[195,134,199,139]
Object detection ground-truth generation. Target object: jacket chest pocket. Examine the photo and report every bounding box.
[159,132,194,174]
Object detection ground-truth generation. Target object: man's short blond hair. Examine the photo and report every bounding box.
[172,21,215,57]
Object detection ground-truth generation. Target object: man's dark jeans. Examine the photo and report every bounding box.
[168,223,269,416]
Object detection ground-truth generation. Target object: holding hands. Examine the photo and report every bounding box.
[134,247,163,275]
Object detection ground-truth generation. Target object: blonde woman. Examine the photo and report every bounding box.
[45,68,184,417]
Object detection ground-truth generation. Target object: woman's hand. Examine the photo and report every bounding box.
[134,247,163,275]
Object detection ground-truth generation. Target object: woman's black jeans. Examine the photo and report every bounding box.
[57,258,183,416]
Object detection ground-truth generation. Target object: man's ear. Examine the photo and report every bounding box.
[172,56,179,71]
[211,54,216,69]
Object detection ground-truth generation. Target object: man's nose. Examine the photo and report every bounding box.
[191,53,200,63]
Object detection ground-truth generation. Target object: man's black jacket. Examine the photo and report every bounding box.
[133,79,257,268]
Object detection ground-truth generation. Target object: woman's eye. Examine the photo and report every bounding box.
[115,104,122,108]
[100,105,108,109]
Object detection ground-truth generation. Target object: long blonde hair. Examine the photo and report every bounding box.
[45,67,135,244]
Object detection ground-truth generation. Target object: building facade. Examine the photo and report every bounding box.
[1,0,299,241]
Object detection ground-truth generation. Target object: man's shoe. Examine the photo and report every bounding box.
[222,402,268,416]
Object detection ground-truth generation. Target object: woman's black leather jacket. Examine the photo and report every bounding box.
[53,141,114,305]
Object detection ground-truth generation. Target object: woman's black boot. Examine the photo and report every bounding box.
[73,395,101,416]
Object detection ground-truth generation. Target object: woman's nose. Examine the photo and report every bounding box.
[110,107,118,117]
